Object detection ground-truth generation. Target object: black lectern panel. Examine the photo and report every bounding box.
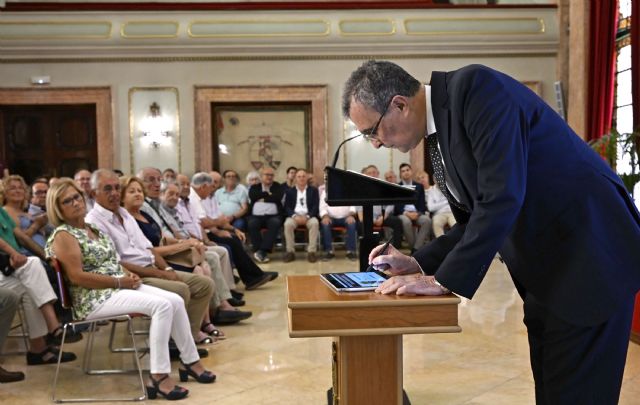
[324,166,417,206]
[325,166,418,271]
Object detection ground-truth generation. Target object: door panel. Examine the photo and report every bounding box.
[0,104,97,183]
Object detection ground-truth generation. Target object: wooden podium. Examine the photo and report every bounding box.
[286,276,461,405]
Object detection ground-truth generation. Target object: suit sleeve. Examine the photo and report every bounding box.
[423,68,529,298]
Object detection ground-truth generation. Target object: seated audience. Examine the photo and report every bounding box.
[162,168,177,183]
[283,166,297,191]
[215,170,249,231]
[283,168,320,263]
[359,165,404,249]
[3,176,49,253]
[0,207,77,364]
[319,187,357,261]
[245,171,260,188]
[0,287,25,382]
[45,178,214,401]
[394,163,431,252]
[190,172,277,290]
[85,169,214,352]
[247,167,284,263]
[73,169,94,211]
[28,179,55,239]
[417,171,457,237]
[384,170,398,184]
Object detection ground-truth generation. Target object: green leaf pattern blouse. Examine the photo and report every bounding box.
[45,224,125,320]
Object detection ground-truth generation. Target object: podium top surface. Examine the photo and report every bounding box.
[286,276,461,337]
[287,275,460,309]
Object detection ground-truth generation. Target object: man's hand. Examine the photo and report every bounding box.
[32,214,48,229]
[404,211,419,221]
[9,252,27,269]
[375,275,449,296]
[345,216,356,225]
[321,216,331,225]
[368,244,420,275]
[159,268,179,281]
[373,216,384,227]
[233,228,246,242]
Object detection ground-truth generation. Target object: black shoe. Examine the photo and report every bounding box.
[179,360,216,384]
[169,344,208,360]
[27,346,76,365]
[265,271,278,281]
[46,326,83,346]
[230,289,244,300]
[245,274,271,291]
[253,251,270,263]
[227,297,246,307]
[321,252,335,261]
[283,252,295,263]
[346,251,358,261]
[233,275,241,284]
[212,309,252,325]
[0,366,25,383]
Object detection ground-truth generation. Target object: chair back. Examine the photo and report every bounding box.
[49,257,72,310]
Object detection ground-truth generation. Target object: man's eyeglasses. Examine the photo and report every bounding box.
[60,193,83,207]
[102,184,121,194]
[143,176,162,184]
[362,99,393,142]
[33,190,48,196]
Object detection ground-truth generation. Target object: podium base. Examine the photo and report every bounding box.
[327,388,411,405]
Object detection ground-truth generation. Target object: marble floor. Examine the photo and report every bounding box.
[1,253,639,404]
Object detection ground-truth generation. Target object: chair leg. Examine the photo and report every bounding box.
[109,318,150,354]
[52,316,147,403]
[2,303,30,355]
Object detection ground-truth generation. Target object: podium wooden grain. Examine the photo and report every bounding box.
[287,276,461,405]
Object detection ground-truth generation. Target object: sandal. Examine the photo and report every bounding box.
[201,322,226,340]
[178,360,216,384]
[46,326,83,346]
[26,346,77,365]
[194,334,216,346]
[146,374,188,400]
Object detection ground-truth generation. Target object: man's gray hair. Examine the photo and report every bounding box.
[90,169,118,191]
[191,172,213,187]
[341,60,422,118]
[137,167,160,179]
[160,180,178,194]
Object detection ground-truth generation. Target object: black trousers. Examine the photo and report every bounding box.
[206,232,265,286]
[523,293,634,405]
[247,215,282,253]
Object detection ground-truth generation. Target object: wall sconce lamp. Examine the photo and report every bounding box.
[140,102,172,148]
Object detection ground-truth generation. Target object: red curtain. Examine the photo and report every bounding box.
[587,0,619,141]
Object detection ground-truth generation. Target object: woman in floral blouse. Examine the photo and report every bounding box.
[45,178,215,401]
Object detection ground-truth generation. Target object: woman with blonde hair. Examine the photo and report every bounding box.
[46,178,215,401]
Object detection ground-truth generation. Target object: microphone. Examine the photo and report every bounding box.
[331,133,363,168]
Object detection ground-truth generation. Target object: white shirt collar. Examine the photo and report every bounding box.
[425,84,437,136]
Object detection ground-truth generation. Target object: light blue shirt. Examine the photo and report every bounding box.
[214,184,248,217]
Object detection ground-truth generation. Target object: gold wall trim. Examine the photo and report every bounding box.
[338,19,396,36]
[404,17,545,36]
[128,86,181,175]
[0,21,112,40]
[121,21,179,39]
[188,19,330,38]
[0,51,557,64]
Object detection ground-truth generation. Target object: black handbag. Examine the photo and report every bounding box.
[0,251,15,277]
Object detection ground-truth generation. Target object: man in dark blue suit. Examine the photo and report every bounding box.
[342,60,640,405]
[283,168,320,263]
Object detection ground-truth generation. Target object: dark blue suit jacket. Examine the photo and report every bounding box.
[284,186,320,219]
[393,181,426,215]
[415,64,640,326]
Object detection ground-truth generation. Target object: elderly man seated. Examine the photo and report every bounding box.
[283,168,320,263]
[247,167,284,263]
[215,170,249,231]
[85,169,213,356]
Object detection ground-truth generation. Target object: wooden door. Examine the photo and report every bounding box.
[0,104,97,183]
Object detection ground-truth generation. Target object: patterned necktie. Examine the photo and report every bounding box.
[426,133,469,213]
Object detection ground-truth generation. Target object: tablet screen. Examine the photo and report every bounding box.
[321,271,388,292]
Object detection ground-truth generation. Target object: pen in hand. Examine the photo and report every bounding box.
[366,238,393,272]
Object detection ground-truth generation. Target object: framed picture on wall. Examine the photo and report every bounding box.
[212,103,311,184]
